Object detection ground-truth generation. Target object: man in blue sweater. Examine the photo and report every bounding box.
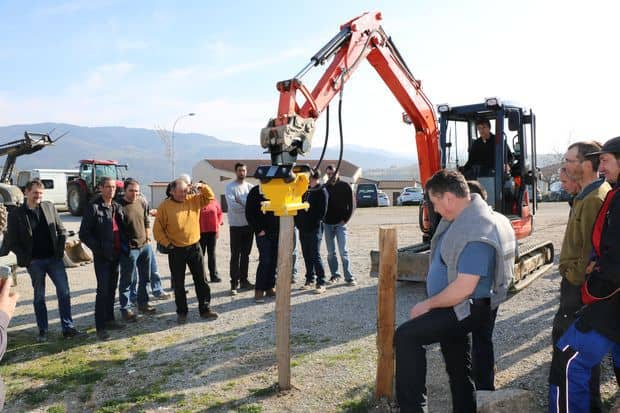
[395,169,515,413]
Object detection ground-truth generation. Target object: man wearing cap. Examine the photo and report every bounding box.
[549,136,620,413]
[550,142,610,412]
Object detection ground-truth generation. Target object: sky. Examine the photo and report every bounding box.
[0,0,619,159]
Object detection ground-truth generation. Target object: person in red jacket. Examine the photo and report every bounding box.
[199,183,223,283]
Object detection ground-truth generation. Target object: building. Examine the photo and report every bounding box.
[358,178,421,205]
[191,159,361,212]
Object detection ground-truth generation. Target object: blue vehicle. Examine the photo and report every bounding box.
[356,183,378,207]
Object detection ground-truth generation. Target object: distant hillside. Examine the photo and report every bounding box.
[0,123,414,194]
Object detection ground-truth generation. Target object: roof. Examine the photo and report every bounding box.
[79,159,119,165]
[203,159,360,178]
[377,180,420,190]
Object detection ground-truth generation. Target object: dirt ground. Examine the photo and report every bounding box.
[1,202,618,412]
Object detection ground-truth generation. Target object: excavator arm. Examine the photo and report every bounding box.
[258,11,440,215]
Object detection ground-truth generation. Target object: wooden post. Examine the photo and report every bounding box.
[276,216,294,390]
[375,226,397,399]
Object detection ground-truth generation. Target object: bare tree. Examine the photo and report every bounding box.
[155,126,171,161]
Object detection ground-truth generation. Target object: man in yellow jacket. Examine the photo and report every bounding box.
[154,178,218,324]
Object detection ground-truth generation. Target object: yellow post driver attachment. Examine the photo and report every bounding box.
[253,164,312,216]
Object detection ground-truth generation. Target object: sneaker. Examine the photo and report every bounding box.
[96,330,110,341]
[153,292,171,300]
[346,279,357,286]
[105,320,126,330]
[315,285,327,294]
[300,281,313,290]
[230,288,238,296]
[255,290,265,303]
[240,280,255,290]
[210,274,222,283]
[121,310,138,323]
[327,276,341,285]
[36,330,48,343]
[266,288,276,298]
[177,313,188,324]
[199,309,219,320]
[138,304,157,315]
[62,327,87,339]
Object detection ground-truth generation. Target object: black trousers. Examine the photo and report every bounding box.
[471,299,498,390]
[168,243,211,315]
[93,256,119,331]
[229,225,253,287]
[255,232,278,291]
[395,304,490,413]
[299,226,326,285]
[199,232,218,278]
[550,277,602,413]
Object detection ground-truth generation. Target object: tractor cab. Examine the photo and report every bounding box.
[67,160,128,216]
[437,98,539,240]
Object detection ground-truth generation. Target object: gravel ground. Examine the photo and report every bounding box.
[2,202,618,412]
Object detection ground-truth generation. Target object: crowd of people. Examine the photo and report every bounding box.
[3,162,358,341]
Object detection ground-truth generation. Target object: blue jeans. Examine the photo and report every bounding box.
[323,223,354,281]
[292,227,298,278]
[27,257,75,332]
[549,322,620,413]
[299,225,326,285]
[130,244,165,302]
[119,245,151,310]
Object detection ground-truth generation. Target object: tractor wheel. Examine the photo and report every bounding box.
[67,183,87,216]
[0,203,7,233]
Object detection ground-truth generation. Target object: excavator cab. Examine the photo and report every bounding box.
[437,98,539,241]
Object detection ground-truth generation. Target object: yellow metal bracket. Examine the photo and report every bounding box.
[260,171,310,216]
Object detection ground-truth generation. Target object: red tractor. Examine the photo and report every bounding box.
[67,159,127,216]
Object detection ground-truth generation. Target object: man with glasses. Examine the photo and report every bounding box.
[550,142,610,412]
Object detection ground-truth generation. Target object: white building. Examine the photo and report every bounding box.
[190,159,361,212]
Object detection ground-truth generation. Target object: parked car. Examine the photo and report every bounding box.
[377,191,390,207]
[356,183,379,207]
[397,186,424,205]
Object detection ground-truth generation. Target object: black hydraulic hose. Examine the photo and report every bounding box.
[314,105,329,172]
[334,87,344,177]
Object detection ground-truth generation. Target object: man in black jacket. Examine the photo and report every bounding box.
[295,170,329,293]
[462,119,513,178]
[245,185,278,303]
[79,177,125,341]
[7,179,84,342]
[323,164,356,286]
[549,136,620,413]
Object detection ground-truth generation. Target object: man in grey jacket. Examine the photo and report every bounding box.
[394,169,515,413]
[225,162,254,295]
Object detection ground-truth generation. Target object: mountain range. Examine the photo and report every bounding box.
[0,123,416,192]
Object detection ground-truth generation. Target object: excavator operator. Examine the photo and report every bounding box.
[462,119,513,179]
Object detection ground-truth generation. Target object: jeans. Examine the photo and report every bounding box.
[255,232,278,291]
[119,245,151,310]
[292,227,298,278]
[299,225,326,285]
[395,305,487,413]
[229,225,253,287]
[130,244,165,302]
[471,301,498,391]
[200,232,218,278]
[549,323,620,413]
[168,243,211,315]
[93,256,119,331]
[27,257,75,332]
[323,223,354,281]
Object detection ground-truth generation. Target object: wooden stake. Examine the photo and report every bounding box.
[375,226,397,399]
[276,216,294,390]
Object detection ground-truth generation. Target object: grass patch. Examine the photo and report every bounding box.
[237,404,263,413]
[178,392,224,411]
[95,383,182,412]
[323,347,362,366]
[249,384,278,398]
[223,381,237,390]
[47,405,67,413]
[291,332,319,347]
[338,385,374,413]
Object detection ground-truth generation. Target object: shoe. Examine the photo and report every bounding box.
[315,285,326,294]
[138,304,157,315]
[62,327,87,339]
[36,331,48,343]
[291,276,297,284]
[327,276,341,285]
[177,313,188,324]
[96,330,110,341]
[121,310,138,323]
[153,292,171,300]
[130,298,137,306]
[255,290,265,303]
[210,274,222,283]
[300,281,313,290]
[239,280,255,290]
[266,288,276,298]
[230,288,238,296]
[199,309,219,320]
[105,320,126,330]
[346,279,357,286]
